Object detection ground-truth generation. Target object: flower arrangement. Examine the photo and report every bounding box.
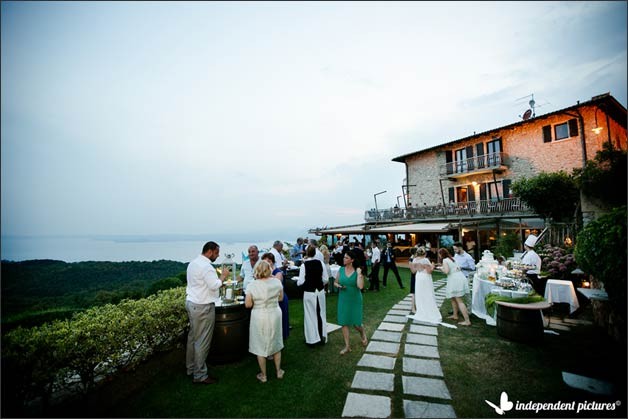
[539,244,577,280]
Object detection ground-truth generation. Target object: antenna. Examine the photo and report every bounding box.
[516,93,551,119]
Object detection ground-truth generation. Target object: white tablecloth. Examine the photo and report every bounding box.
[471,274,497,326]
[544,279,580,313]
[330,264,341,279]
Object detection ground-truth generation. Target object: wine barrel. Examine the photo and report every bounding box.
[208,303,250,364]
[496,301,549,344]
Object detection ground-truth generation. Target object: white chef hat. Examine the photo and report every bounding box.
[524,234,538,248]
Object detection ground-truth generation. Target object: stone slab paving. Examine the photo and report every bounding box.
[403,400,457,418]
[366,341,400,355]
[371,330,403,343]
[384,314,410,323]
[342,392,391,418]
[405,343,440,359]
[403,357,444,377]
[357,354,396,370]
[389,309,411,316]
[378,322,405,332]
[409,324,438,335]
[351,371,395,392]
[402,376,451,399]
[406,333,438,346]
[342,293,455,419]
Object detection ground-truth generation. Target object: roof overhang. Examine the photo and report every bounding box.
[368,222,452,234]
[313,224,369,235]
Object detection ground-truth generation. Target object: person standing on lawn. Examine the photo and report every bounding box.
[334,249,368,355]
[452,242,476,280]
[245,260,285,383]
[408,247,442,325]
[438,248,471,326]
[186,241,230,384]
[261,252,290,340]
[297,245,329,346]
[381,242,404,288]
[368,241,381,291]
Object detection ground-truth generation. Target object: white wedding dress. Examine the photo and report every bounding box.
[408,257,442,325]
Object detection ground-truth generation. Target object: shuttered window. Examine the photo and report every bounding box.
[503,179,512,198]
[543,125,552,143]
[476,143,485,168]
[448,187,455,204]
[445,150,453,174]
[568,118,579,137]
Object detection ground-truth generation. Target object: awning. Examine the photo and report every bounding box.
[368,222,452,234]
[313,224,369,235]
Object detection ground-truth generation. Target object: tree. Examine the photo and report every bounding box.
[511,171,579,222]
[573,142,627,208]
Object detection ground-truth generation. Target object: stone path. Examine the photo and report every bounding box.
[341,278,457,418]
[341,277,595,418]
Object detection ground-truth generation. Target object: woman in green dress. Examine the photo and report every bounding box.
[334,249,368,355]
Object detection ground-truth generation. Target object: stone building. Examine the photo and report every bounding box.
[312,93,627,257]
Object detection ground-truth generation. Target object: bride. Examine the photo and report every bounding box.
[408,246,442,325]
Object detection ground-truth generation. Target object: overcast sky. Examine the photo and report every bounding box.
[2,1,626,240]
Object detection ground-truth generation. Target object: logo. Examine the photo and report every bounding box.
[485,391,514,415]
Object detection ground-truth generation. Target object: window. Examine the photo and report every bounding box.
[455,148,467,173]
[486,138,502,166]
[555,122,569,140]
[543,118,578,142]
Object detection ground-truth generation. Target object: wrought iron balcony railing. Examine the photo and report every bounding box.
[364,197,530,222]
[441,152,508,177]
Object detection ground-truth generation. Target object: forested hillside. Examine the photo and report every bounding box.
[1,259,187,329]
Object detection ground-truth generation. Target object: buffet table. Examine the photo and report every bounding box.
[208,300,250,364]
[471,275,498,326]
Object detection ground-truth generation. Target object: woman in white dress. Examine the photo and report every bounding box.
[408,246,442,325]
[245,260,285,383]
[438,248,471,326]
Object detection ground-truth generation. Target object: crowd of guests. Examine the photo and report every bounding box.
[186,235,542,384]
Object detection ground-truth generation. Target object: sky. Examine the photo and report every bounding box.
[2,1,627,241]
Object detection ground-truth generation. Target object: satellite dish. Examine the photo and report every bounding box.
[522,109,532,120]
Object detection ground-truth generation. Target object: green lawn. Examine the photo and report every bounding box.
[49,268,626,418]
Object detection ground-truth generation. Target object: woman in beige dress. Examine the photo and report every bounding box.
[245,260,285,382]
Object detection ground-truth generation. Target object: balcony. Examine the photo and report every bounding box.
[440,152,509,179]
[364,197,531,222]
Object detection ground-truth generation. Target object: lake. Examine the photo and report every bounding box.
[0,235,293,264]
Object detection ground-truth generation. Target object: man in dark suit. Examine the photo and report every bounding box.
[381,242,404,288]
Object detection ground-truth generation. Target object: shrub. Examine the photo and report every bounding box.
[574,206,627,338]
[491,231,521,259]
[1,287,188,413]
[538,244,577,280]
[511,171,579,222]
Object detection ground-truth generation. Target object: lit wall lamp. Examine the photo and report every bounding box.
[592,107,603,134]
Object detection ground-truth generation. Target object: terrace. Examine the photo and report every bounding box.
[365,197,532,222]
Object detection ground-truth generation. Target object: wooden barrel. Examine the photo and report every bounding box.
[496,303,544,343]
[284,269,304,300]
[208,303,250,364]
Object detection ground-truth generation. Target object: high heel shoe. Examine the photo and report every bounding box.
[256,373,267,383]
[361,334,368,347]
[340,347,352,355]
[277,369,285,379]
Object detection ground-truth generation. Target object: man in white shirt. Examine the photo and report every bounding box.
[186,241,230,384]
[270,240,288,271]
[452,242,476,279]
[368,242,381,291]
[238,245,259,294]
